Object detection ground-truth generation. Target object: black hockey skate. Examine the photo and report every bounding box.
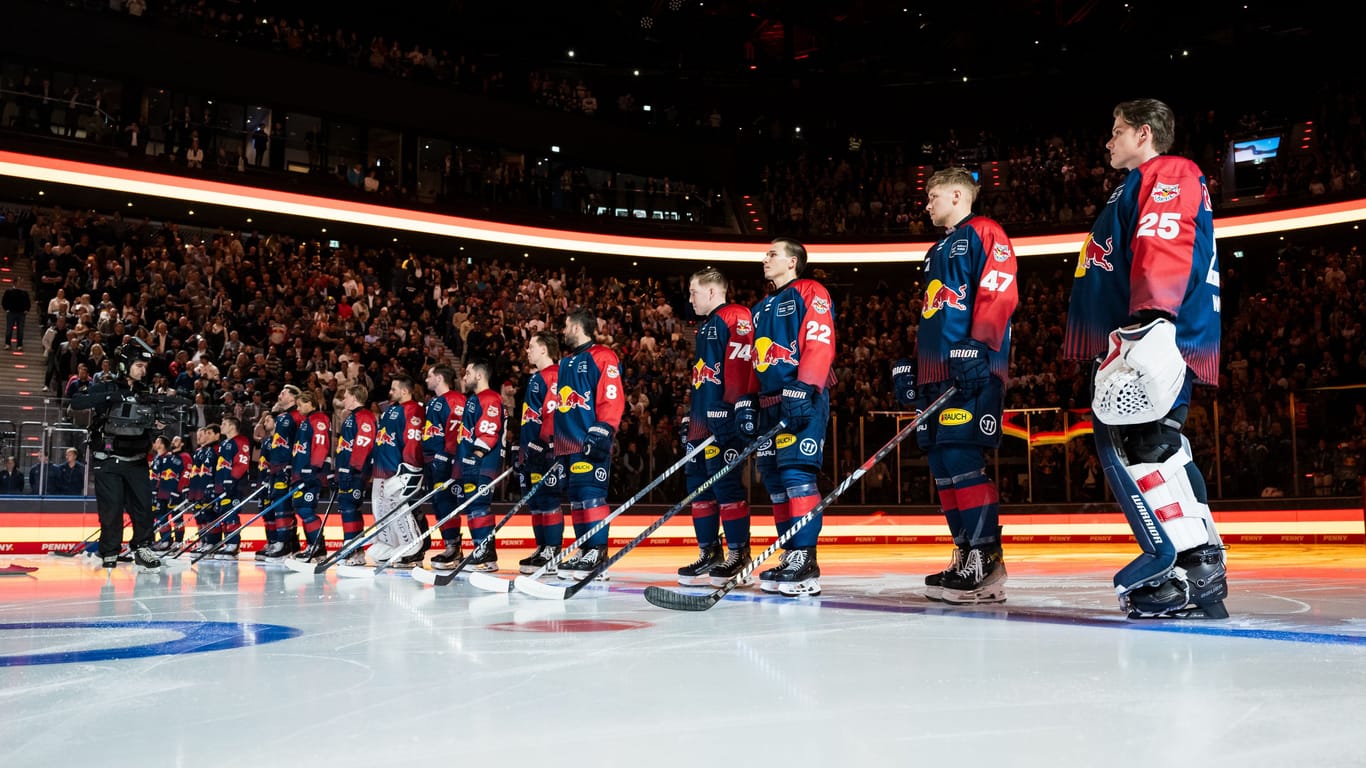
[708,545,753,588]
[677,542,723,586]
[1123,544,1229,619]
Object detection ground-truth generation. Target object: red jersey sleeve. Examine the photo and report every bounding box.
[968,218,1019,351]
[720,305,758,402]
[796,280,836,390]
[591,346,625,429]
[472,390,504,452]
[351,410,376,470]
[308,413,331,469]
[1131,157,1202,318]
[539,364,559,443]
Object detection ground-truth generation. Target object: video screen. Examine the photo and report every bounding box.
[1233,136,1281,164]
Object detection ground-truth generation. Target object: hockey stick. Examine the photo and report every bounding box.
[469,436,715,593]
[516,423,783,600]
[190,480,309,564]
[644,386,957,611]
[166,485,266,560]
[413,461,564,587]
[285,476,457,575]
[349,466,515,578]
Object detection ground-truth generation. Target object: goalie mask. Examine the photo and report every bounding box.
[1092,318,1186,425]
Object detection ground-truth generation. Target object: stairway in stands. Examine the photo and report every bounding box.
[0,247,62,467]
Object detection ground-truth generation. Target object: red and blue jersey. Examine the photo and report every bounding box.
[150,452,183,500]
[751,279,835,395]
[292,411,331,475]
[265,408,301,472]
[423,391,466,459]
[374,400,424,478]
[520,364,558,451]
[336,407,377,473]
[554,343,624,455]
[216,434,252,491]
[689,303,758,440]
[188,443,217,500]
[459,387,504,476]
[1063,155,1220,385]
[917,213,1018,385]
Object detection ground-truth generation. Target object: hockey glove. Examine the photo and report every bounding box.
[678,415,691,449]
[734,396,757,439]
[706,403,740,446]
[525,439,550,463]
[582,422,614,460]
[948,339,990,393]
[891,358,917,406]
[780,382,819,432]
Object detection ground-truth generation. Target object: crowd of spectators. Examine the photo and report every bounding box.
[3,193,1363,502]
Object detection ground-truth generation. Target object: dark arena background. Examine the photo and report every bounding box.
[1,2,1364,766]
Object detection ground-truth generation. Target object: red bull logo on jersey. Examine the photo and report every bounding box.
[159,468,177,481]
[735,318,752,336]
[336,437,353,454]
[375,428,396,447]
[558,386,592,412]
[269,433,290,450]
[454,422,472,443]
[692,360,722,389]
[921,280,968,319]
[753,338,799,372]
[421,421,444,441]
[521,402,542,426]
[1075,234,1115,278]
[1151,181,1180,204]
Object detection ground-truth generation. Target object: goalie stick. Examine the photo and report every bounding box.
[468,436,715,593]
[643,387,956,611]
[514,422,784,600]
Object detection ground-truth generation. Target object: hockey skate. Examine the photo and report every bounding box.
[770,547,820,597]
[132,547,163,572]
[259,539,299,561]
[465,542,498,573]
[213,543,241,562]
[340,546,368,567]
[677,542,723,586]
[940,544,1006,605]
[518,545,559,575]
[708,545,753,588]
[924,545,966,602]
[429,539,463,571]
[557,546,608,581]
[1121,544,1229,619]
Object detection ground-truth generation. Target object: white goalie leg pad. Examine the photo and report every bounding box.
[373,468,424,548]
[1123,445,1214,554]
[1093,319,1186,425]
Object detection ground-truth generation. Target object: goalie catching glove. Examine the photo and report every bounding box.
[1092,318,1185,425]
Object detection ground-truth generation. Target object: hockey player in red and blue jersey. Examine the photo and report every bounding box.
[149,435,185,550]
[739,238,835,597]
[372,375,428,567]
[333,383,376,566]
[1064,99,1227,620]
[259,384,302,559]
[422,365,468,568]
[676,267,760,587]
[456,358,505,572]
[186,425,219,518]
[515,331,564,574]
[552,308,625,581]
[902,167,1018,605]
[289,391,332,561]
[212,416,253,559]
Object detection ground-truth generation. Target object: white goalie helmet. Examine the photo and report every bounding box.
[1091,318,1187,425]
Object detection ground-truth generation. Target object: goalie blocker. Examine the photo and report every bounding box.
[1091,319,1227,619]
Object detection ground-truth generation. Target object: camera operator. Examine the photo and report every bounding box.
[69,341,163,570]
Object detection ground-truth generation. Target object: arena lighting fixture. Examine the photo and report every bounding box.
[4,149,1366,264]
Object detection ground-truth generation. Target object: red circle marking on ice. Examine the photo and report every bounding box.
[486,619,652,633]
